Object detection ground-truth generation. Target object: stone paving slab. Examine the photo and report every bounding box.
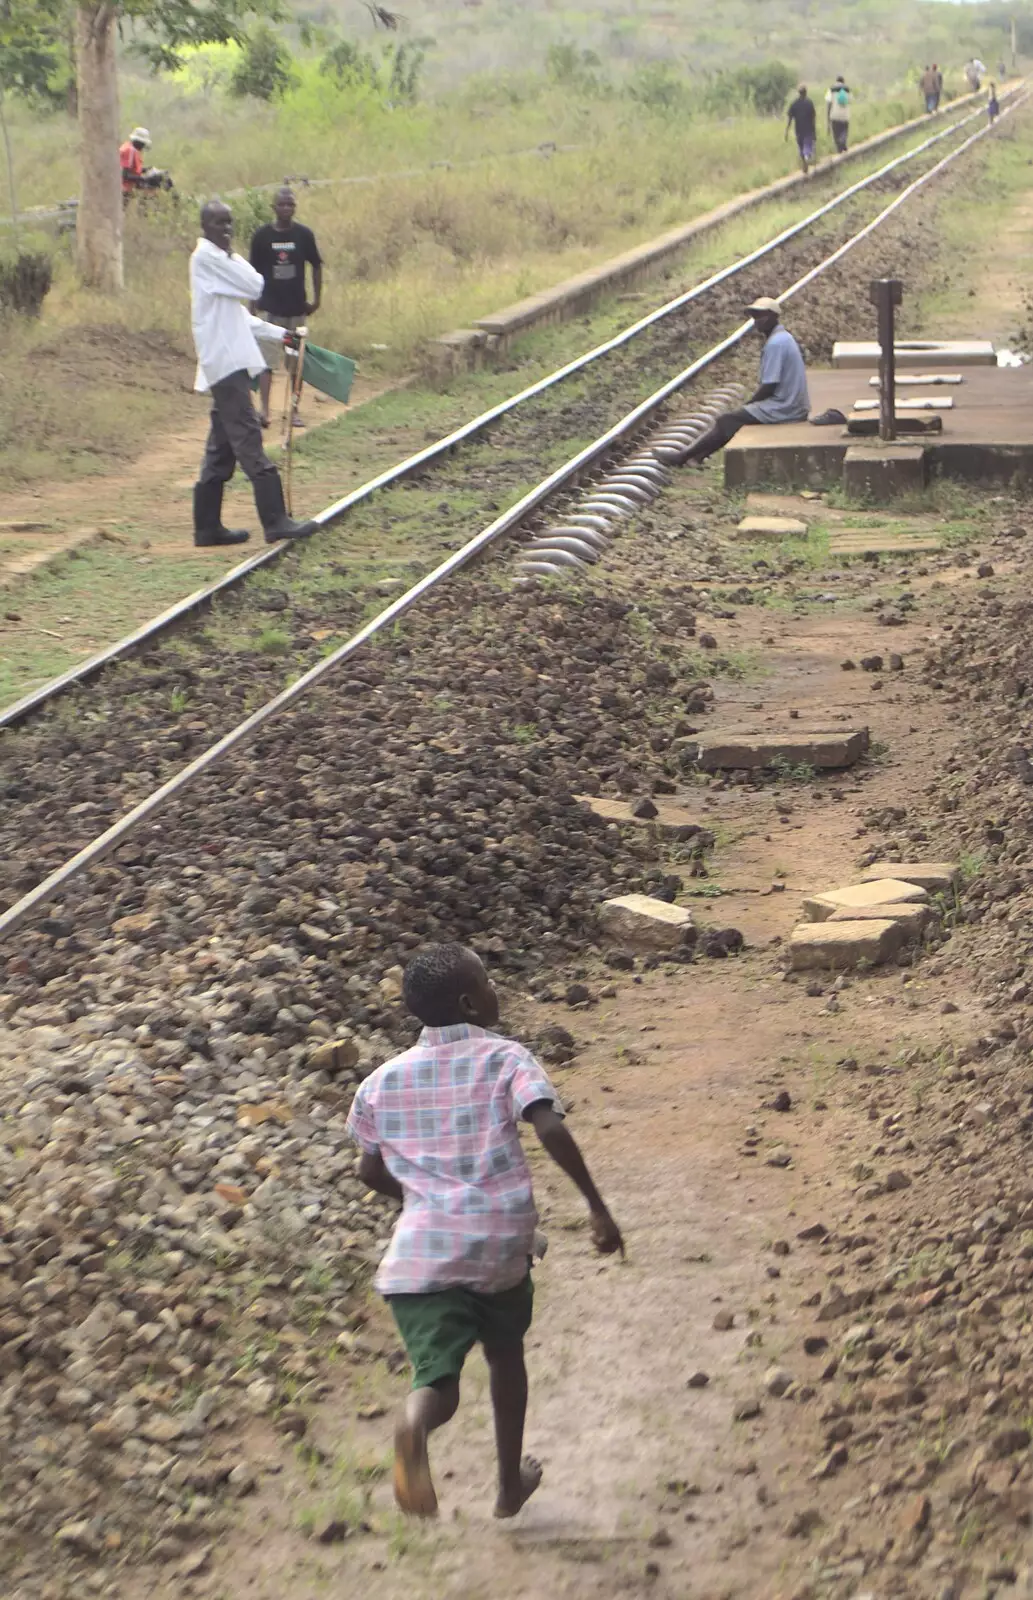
[789,918,905,970]
[827,902,931,932]
[803,878,929,923]
[0,527,102,589]
[577,795,708,842]
[828,532,943,557]
[599,894,694,950]
[859,861,959,892]
[734,515,808,539]
[691,727,869,773]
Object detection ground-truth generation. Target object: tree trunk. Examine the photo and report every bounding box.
[67,18,80,118]
[0,92,19,247]
[76,2,122,293]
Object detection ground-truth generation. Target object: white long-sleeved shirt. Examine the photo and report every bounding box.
[189,237,286,393]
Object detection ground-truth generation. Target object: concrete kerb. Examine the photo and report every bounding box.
[426,90,1000,374]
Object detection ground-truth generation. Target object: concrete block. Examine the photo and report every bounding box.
[842,444,928,503]
[725,439,845,493]
[691,727,869,773]
[803,879,929,923]
[789,919,905,971]
[832,340,996,369]
[735,515,808,539]
[423,328,488,378]
[577,795,708,842]
[860,861,959,893]
[599,894,694,950]
[828,902,931,934]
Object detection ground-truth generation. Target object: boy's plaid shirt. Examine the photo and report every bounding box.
[346,1024,562,1295]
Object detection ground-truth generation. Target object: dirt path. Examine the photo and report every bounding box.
[112,501,1002,1600]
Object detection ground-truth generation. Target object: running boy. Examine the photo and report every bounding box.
[346,942,623,1519]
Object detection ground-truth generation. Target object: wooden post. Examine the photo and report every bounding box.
[869,278,903,442]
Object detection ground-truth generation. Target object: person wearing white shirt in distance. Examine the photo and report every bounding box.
[190,198,316,547]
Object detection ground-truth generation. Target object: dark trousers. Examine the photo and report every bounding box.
[682,408,754,464]
[831,119,848,152]
[198,369,276,488]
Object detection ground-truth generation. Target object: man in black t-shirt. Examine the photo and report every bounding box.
[249,187,323,427]
[785,86,817,174]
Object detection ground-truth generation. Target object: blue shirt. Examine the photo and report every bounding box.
[745,325,810,424]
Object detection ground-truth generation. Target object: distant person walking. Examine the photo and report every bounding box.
[785,85,817,174]
[669,297,810,468]
[988,81,1000,122]
[965,58,986,93]
[933,63,943,108]
[249,187,323,431]
[919,64,939,114]
[189,199,317,547]
[826,76,851,152]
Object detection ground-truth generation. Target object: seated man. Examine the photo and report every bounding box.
[120,127,151,199]
[672,297,809,468]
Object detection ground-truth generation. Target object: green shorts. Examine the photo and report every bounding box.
[387,1274,534,1390]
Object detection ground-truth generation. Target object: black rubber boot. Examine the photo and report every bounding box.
[193,481,250,547]
[254,472,317,543]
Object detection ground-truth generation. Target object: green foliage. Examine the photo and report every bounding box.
[229,23,296,101]
[0,247,52,315]
[123,0,288,76]
[703,60,797,117]
[625,61,691,116]
[319,34,426,105]
[546,41,604,93]
[0,0,68,107]
[320,37,379,90]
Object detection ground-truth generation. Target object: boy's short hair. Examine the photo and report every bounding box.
[403,943,479,1026]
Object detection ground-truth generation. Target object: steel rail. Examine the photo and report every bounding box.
[0,92,1022,944]
[0,92,1011,734]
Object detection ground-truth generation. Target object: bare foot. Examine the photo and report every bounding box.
[393,1420,438,1517]
[494,1455,543,1518]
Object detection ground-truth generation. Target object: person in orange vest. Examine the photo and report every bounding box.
[119,127,152,201]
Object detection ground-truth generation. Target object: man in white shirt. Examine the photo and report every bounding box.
[190,199,316,547]
[668,297,809,467]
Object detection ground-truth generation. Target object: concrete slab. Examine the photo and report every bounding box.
[828,532,942,556]
[690,727,869,773]
[735,515,808,539]
[803,879,929,923]
[724,366,1033,492]
[832,340,995,369]
[744,493,821,518]
[853,397,954,411]
[789,919,905,971]
[599,894,694,951]
[842,444,928,503]
[867,374,963,387]
[828,902,931,933]
[860,861,959,892]
[0,527,102,589]
[577,795,707,842]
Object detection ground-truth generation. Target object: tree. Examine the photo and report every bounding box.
[229,21,295,100]
[0,0,69,233]
[74,0,284,294]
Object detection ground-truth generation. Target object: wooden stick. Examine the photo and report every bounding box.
[281,329,307,517]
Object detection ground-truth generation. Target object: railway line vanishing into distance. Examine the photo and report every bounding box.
[0,85,1027,953]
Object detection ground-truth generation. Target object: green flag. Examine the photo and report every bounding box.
[302,342,357,405]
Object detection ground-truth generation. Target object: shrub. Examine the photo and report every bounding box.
[229,25,296,102]
[0,249,52,315]
[703,61,797,117]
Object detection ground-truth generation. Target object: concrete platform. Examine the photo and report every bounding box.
[725,365,1033,493]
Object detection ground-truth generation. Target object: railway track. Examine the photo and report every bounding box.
[0,88,1026,1584]
[0,87,1026,956]
[0,91,1012,738]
